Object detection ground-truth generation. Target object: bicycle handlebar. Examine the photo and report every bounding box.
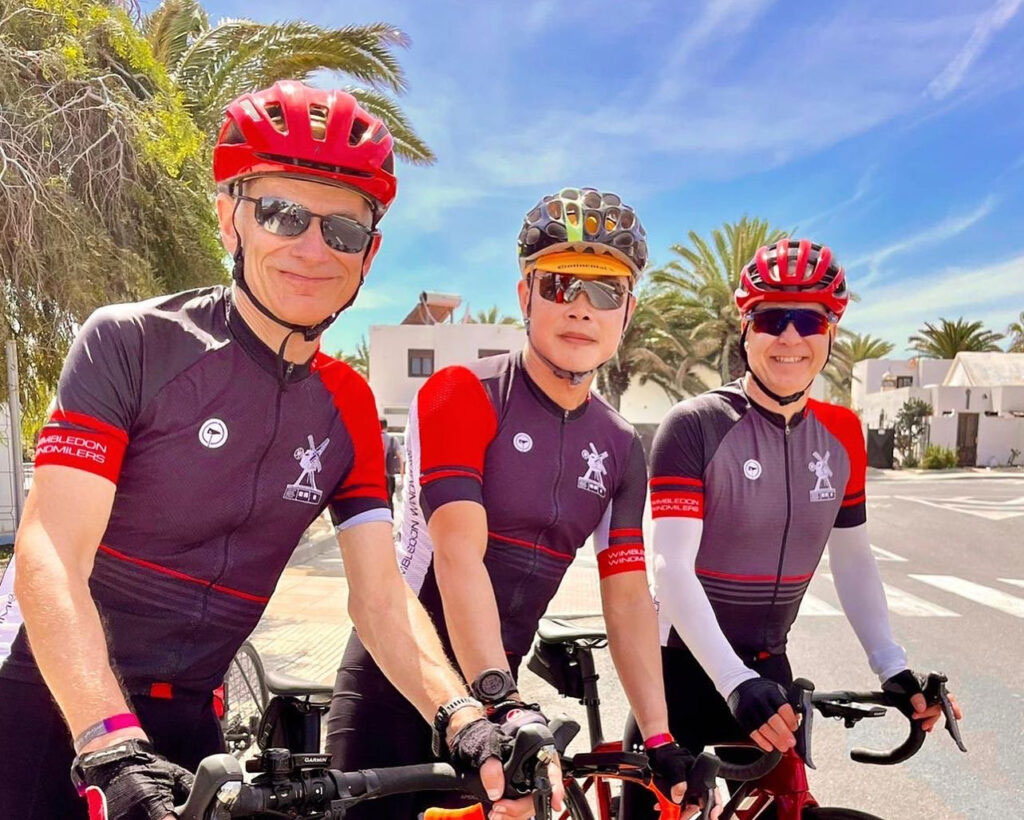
[175,721,563,819]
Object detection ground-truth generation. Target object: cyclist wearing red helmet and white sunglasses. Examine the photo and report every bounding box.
[0,81,502,820]
[619,240,962,818]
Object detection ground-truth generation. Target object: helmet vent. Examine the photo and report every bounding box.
[381,151,394,175]
[222,122,245,145]
[371,123,389,143]
[263,102,287,134]
[308,104,329,141]
[349,117,369,146]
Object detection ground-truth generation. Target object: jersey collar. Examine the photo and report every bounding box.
[224,289,315,383]
[515,351,590,421]
[733,379,808,430]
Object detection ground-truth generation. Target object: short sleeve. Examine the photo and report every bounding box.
[314,358,392,528]
[649,402,706,520]
[34,307,140,483]
[808,401,867,528]
[412,366,498,520]
[593,433,648,578]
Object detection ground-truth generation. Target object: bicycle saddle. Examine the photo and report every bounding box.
[264,669,333,699]
[536,617,607,645]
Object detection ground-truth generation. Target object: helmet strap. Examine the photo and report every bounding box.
[229,195,366,347]
[739,324,823,407]
[522,273,629,387]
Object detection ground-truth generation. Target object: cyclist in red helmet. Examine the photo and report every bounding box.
[619,239,962,818]
[0,81,506,819]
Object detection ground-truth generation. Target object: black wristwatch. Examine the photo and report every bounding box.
[71,738,154,792]
[431,696,483,756]
[470,668,518,705]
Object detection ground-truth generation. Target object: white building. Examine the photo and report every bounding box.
[852,353,1024,467]
[1,404,17,539]
[368,292,679,430]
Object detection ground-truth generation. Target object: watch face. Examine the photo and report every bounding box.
[476,669,511,700]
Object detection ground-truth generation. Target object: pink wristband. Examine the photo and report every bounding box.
[643,732,675,750]
[73,713,142,753]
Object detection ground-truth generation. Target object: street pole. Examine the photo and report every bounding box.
[5,340,25,530]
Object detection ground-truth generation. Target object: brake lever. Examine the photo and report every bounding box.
[791,677,815,770]
[925,673,966,753]
[531,747,556,819]
[691,753,719,820]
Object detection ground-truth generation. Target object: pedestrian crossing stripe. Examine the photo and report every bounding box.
[909,575,1024,618]
[895,495,1024,520]
[804,579,958,617]
[998,578,1024,590]
[870,545,907,562]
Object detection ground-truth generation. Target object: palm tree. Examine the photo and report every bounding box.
[337,336,369,377]
[1006,311,1024,353]
[908,318,1004,358]
[650,217,788,383]
[823,331,894,406]
[597,287,711,409]
[143,0,435,163]
[471,306,521,325]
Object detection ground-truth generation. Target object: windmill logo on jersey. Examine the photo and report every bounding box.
[578,442,609,497]
[284,435,330,504]
[807,450,836,502]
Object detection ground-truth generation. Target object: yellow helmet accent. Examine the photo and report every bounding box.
[528,251,633,279]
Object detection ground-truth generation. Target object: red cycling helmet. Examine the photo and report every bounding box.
[213,80,397,217]
[735,239,849,319]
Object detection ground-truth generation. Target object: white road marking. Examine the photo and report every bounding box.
[909,575,1024,618]
[882,584,959,617]
[817,574,958,617]
[870,545,908,562]
[798,593,842,616]
[894,495,1024,520]
[997,578,1024,590]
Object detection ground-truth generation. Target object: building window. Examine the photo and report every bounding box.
[408,349,434,377]
[896,376,913,388]
[478,349,508,359]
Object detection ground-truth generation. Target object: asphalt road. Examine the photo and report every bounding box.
[516,472,1024,818]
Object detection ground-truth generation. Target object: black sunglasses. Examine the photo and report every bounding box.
[533,272,631,311]
[749,307,833,337]
[236,195,377,254]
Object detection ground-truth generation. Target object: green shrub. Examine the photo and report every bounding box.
[921,445,957,469]
[901,453,920,469]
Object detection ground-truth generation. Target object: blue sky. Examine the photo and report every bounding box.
[194,0,1024,356]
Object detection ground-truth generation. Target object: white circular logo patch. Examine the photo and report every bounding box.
[513,432,533,453]
[743,459,762,480]
[198,418,228,449]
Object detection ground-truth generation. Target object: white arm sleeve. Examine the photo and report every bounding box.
[827,523,908,682]
[652,517,758,698]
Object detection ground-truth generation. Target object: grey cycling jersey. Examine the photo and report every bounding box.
[398,351,648,662]
[650,381,867,659]
[0,286,390,694]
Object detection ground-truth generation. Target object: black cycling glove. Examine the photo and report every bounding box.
[882,669,927,718]
[447,717,511,772]
[647,741,706,805]
[72,739,193,820]
[727,677,789,735]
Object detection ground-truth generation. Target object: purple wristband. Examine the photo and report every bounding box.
[73,713,142,753]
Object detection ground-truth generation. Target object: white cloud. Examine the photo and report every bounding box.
[847,251,1024,350]
[847,196,997,285]
[344,286,399,312]
[927,0,1023,99]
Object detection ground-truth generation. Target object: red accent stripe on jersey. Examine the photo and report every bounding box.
[97,545,270,604]
[697,567,814,584]
[488,532,571,563]
[609,528,643,538]
[420,468,484,486]
[650,476,703,488]
[597,543,647,578]
[149,683,174,699]
[651,490,703,519]
[34,424,127,484]
[313,354,390,506]
[50,410,129,444]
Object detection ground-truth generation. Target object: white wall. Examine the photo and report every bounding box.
[616,378,675,424]
[977,416,1024,467]
[859,386,934,428]
[0,405,15,537]
[852,359,954,411]
[919,359,953,386]
[369,324,526,427]
[992,385,1024,414]
[927,416,957,452]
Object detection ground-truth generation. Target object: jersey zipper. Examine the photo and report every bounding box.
[188,382,285,675]
[510,408,569,615]
[765,419,794,650]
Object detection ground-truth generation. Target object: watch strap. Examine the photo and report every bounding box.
[431,696,482,756]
